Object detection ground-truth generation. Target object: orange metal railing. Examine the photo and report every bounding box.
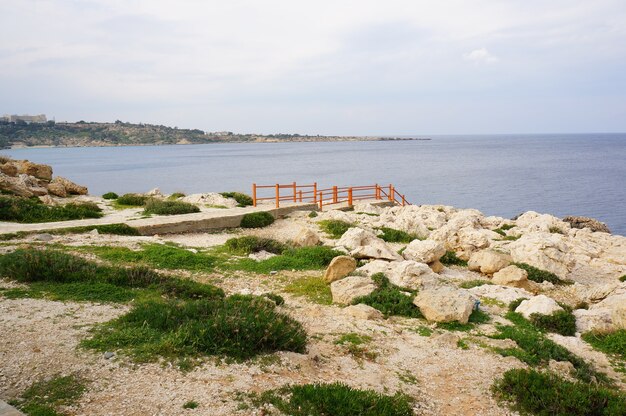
[252,182,410,210]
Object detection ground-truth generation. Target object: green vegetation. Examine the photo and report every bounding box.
[549,226,564,234]
[529,308,576,336]
[143,199,200,216]
[412,325,433,337]
[82,295,307,362]
[240,211,274,228]
[224,236,286,255]
[582,330,626,361]
[102,192,118,199]
[169,192,186,199]
[436,309,490,332]
[220,192,253,207]
[284,276,332,305]
[376,227,417,243]
[115,193,148,207]
[0,248,223,303]
[262,292,285,306]
[318,219,353,239]
[459,279,492,289]
[492,224,516,236]
[9,374,86,416]
[493,369,626,416]
[308,211,318,218]
[0,223,140,241]
[491,309,604,383]
[225,246,342,274]
[183,400,199,409]
[0,196,102,223]
[253,382,414,416]
[620,275,626,282]
[334,333,376,360]
[512,262,566,284]
[440,251,468,267]
[353,273,423,318]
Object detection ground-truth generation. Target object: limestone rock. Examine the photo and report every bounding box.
[402,240,445,264]
[32,233,54,242]
[563,216,611,234]
[48,177,88,196]
[429,260,444,273]
[594,294,626,330]
[548,359,575,378]
[336,227,402,261]
[573,309,615,333]
[330,275,376,305]
[413,287,476,323]
[515,295,563,319]
[509,233,575,279]
[146,188,163,197]
[515,211,570,234]
[492,265,532,290]
[46,180,67,197]
[248,250,277,261]
[38,195,58,206]
[182,193,238,208]
[293,228,320,247]
[323,256,357,283]
[435,332,461,348]
[13,160,53,181]
[0,173,47,197]
[468,250,512,275]
[0,162,18,176]
[344,304,383,320]
[357,260,439,290]
[468,285,532,305]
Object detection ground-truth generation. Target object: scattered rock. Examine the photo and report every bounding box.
[468,285,532,305]
[413,287,476,323]
[428,260,444,273]
[48,177,88,196]
[182,193,238,208]
[248,250,277,261]
[38,195,57,206]
[323,256,357,283]
[336,227,402,261]
[435,332,460,348]
[146,188,163,197]
[13,160,53,181]
[514,295,563,319]
[508,233,574,278]
[293,228,320,247]
[104,352,115,359]
[343,304,384,320]
[357,260,439,290]
[402,240,445,264]
[594,293,626,330]
[548,359,575,379]
[468,250,512,275]
[32,233,54,242]
[89,229,99,236]
[492,265,535,291]
[563,216,611,234]
[573,308,615,333]
[330,275,376,305]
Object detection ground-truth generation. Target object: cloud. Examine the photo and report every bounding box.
[463,47,499,64]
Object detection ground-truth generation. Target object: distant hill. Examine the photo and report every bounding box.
[0,120,419,149]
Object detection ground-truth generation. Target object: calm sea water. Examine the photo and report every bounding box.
[6,134,626,235]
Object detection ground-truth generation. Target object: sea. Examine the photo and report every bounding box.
[5,133,626,235]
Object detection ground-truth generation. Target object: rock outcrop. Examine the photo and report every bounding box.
[402,240,445,264]
[336,227,402,261]
[468,250,512,275]
[293,228,321,247]
[563,216,611,234]
[515,295,563,319]
[0,158,88,198]
[413,287,476,323]
[323,256,357,283]
[330,275,376,305]
[357,259,439,290]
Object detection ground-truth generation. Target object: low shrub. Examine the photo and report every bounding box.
[353,273,422,318]
[220,192,253,207]
[513,262,565,284]
[254,382,414,416]
[227,246,342,274]
[183,400,199,409]
[0,196,103,223]
[284,276,332,305]
[436,309,490,332]
[143,199,200,216]
[308,211,318,218]
[620,275,626,282]
[89,244,216,272]
[440,251,467,267]
[102,192,119,199]
[493,369,626,416]
[224,236,286,255]
[263,293,285,306]
[9,374,86,416]
[529,308,576,336]
[582,330,626,360]
[82,295,307,362]
[53,223,140,236]
[318,220,352,239]
[376,227,417,243]
[240,211,274,228]
[169,192,186,199]
[116,193,148,206]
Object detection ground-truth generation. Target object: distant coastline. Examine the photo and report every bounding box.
[0,120,431,149]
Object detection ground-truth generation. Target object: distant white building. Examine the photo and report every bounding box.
[1,114,47,124]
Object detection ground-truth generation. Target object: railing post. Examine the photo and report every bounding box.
[333,186,338,203]
[348,187,353,206]
[319,191,323,211]
[389,184,393,201]
[402,194,406,206]
[292,182,297,202]
[375,184,380,200]
[252,183,257,207]
[299,190,303,202]
[313,182,317,203]
[275,184,280,208]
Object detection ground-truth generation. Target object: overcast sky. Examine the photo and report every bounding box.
[2,0,626,135]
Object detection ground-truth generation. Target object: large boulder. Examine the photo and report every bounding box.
[402,240,445,264]
[357,259,439,290]
[514,295,563,319]
[323,256,357,283]
[563,216,611,234]
[13,160,53,181]
[330,275,376,305]
[0,173,47,197]
[413,287,476,324]
[515,211,570,234]
[508,233,575,278]
[47,177,88,196]
[336,227,402,261]
[492,265,534,291]
[293,228,320,247]
[468,250,512,275]
[573,309,615,334]
[594,294,626,330]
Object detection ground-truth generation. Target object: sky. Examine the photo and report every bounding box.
[1,0,626,135]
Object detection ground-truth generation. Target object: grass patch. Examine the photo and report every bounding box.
[493,369,626,416]
[582,330,626,361]
[240,211,274,228]
[52,223,140,236]
[253,382,414,416]
[284,276,332,305]
[224,236,286,255]
[0,196,102,223]
[353,273,423,318]
[169,192,186,199]
[440,251,467,267]
[412,325,433,337]
[225,246,341,274]
[9,374,86,416]
[82,295,307,362]
[459,279,492,289]
[102,192,118,199]
[143,199,199,216]
[115,193,148,207]
[512,262,566,284]
[529,308,576,336]
[308,211,318,218]
[220,192,253,207]
[183,400,199,409]
[318,219,353,239]
[436,309,490,331]
[376,227,417,243]
[334,332,377,360]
